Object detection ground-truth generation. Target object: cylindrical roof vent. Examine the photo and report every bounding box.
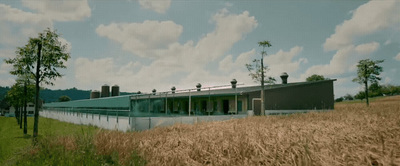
[152,89,156,95]
[111,85,120,97]
[231,79,237,88]
[196,83,202,91]
[171,86,176,93]
[280,72,289,84]
[101,84,110,98]
[90,90,100,99]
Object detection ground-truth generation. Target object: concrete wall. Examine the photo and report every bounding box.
[41,110,247,132]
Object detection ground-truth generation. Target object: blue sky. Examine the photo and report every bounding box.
[0,0,399,98]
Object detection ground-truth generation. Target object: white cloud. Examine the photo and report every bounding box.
[354,42,380,55]
[302,42,380,79]
[138,0,171,14]
[84,9,258,92]
[0,49,14,59]
[195,9,257,62]
[0,4,51,25]
[96,21,183,58]
[58,37,72,53]
[0,77,15,87]
[264,46,307,79]
[323,0,400,51]
[395,52,400,61]
[0,62,12,75]
[21,0,91,22]
[219,49,255,72]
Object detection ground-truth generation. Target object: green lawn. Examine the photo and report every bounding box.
[0,116,100,164]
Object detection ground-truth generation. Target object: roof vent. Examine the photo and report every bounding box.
[231,79,237,88]
[171,86,176,93]
[152,89,156,95]
[280,72,289,84]
[196,83,202,91]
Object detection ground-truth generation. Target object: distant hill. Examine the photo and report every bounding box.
[0,86,136,104]
[0,86,11,101]
[40,88,91,103]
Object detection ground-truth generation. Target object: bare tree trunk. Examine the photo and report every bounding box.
[365,81,369,106]
[364,64,369,107]
[23,82,27,135]
[261,58,265,116]
[33,42,41,140]
[19,105,22,129]
[15,106,20,125]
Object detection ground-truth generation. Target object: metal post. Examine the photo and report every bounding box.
[189,90,191,116]
[165,93,168,115]
[148,95,151,114]
[208,87,211,116]
[129,110,131,125]
[116,110,119,123]
[235,87,238,114]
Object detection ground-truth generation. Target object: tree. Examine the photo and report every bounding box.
[245,40,275,116]
[335,97,344,102]
[306,74,328,82]
[5,28,70,139]
[354,91,366,100]
[15,77,35,135]
[352,59,384,106]
[6,84,24,125]
[245,59,276,84]
[368,82,382,97]
[343,94,354,101]
[58,95,71,102]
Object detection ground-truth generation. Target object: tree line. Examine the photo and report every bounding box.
[3,28,70,141]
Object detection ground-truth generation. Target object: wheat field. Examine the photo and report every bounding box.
[92,96,400,165]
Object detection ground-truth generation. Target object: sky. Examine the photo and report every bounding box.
[0,0,399,98]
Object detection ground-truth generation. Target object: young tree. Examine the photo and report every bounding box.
[245,40,275,116]
[306,74,328,82]
[5,28,70,139]
[352,59,384,106]
[6,84,24,125]
[245,59,276,84]
[15,77,35,135]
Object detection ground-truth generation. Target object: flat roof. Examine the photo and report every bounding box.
[43,79,336,108]
[130,79,336,100]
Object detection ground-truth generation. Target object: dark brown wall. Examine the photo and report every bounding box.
[248,80,334,110]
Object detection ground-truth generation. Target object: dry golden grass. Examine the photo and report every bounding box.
[90,96,400,165]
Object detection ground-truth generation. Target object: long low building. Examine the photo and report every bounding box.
[44,78,336,117]
[42,74,336,131]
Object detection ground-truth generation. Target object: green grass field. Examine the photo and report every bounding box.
[0,116,102,165]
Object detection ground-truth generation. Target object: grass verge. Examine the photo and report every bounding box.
[0,116,146,165]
